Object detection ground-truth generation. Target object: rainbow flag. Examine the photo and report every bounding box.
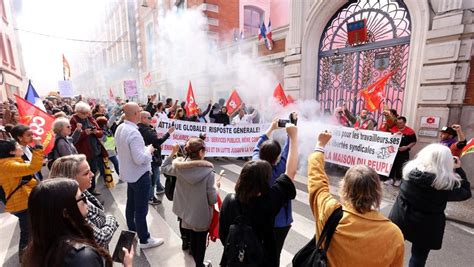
[461,138,474,157]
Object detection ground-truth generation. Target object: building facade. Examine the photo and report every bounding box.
[0,0,26,102]
[74,0,139,100]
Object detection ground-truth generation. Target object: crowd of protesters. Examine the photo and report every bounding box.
[0,92,471,267]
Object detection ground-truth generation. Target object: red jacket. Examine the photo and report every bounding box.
[70,114,107,160]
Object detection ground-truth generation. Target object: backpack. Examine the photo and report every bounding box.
[224,194,264,266]
[0,175,36,205]
[292,207,343,267]
[47,136,67,169]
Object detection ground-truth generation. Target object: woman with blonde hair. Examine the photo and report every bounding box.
[307,131,404,267]
[49,154,119,248]
[389,143,471,267]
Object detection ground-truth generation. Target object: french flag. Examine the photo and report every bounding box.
[266,19,273,50]
[258,21,267,41]
[24,81,46,112]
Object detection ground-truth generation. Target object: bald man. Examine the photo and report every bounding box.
[138,111,174,205]
[115,102,164,249]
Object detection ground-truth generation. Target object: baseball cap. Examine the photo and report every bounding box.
[440,126,457,137]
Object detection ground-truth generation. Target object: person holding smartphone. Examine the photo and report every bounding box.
[22,178,133,267]
[389,144,471,266]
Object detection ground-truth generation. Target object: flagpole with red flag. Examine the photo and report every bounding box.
[359,71,395,112]
[273,83,289,106]
[14,95,56,154]
[186,81,199,117]
[225,90,243,116]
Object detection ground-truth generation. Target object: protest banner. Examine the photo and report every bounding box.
[123,80,138,98]
[155,119,267,157]
[324,126,402,176]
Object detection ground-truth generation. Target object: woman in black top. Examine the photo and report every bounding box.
[389,144,471,267]
[22,178,133,267]
[219,124,298,267]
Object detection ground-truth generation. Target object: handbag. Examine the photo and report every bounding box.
[292,207,343,267]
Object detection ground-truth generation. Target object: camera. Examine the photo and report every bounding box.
[278,119,290,128]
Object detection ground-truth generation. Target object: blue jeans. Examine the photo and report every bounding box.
[126,172,151,243]
[409,244,430,267]
[149,163,163,199]
[109,156,120,175]
[13,210,29,252]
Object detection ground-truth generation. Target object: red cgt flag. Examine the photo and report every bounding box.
[273,83,288,106]
[186,81,199,117]
[359,71,395,112]
[15,95,56,155]
[225,90,242,116]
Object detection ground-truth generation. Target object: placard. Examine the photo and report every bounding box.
[324,126,402,175]
[58,80,74,97]
[124,80,138,98]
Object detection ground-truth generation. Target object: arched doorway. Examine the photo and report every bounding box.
[316,0,411,124]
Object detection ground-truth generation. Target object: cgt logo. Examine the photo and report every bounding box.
[376,145,396,159]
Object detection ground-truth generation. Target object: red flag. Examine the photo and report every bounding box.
[273,83,288,106]
[461,138,474,158]
[359,71,394,112]
[287,94,295,104]
[15,95,56,155]
[225,90,242,116]
[186,82,199,117]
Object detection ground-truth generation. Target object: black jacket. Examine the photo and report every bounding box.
[389,168,471,249]
[137,123,170,166]
[219,174,296,266]
[209,110,230,125]
[62,243,104,267]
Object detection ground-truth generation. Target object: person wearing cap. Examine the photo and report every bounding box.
[440,124,467,157]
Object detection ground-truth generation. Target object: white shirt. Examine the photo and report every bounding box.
[232,112,257,125]
[115,120,152,183]
[22,145,32,162]
[156,111,168,121]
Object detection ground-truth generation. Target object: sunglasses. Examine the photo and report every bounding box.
[76,195,87,204]
[147,116,152,120]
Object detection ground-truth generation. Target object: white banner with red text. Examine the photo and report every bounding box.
[324,126,402,176]
[155,119,268,157]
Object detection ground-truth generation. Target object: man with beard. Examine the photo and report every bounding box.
[343,106,375,130]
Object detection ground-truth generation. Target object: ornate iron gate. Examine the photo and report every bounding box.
[317,0,411,125]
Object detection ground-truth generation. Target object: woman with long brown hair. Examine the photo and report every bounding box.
[22,178,133,266]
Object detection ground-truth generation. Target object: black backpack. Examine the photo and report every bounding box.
[224,194,264,266]
[292,207,343,267]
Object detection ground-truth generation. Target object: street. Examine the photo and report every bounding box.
[1,158,473,267]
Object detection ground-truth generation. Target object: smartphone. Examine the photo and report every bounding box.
[112,230,138,263]
[278,119,290,128]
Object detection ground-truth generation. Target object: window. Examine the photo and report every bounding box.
[0,33,8,66]
[208,17,219,26]
[6,36,15,70]
[0,0,7,23]
[243,6,263,37]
